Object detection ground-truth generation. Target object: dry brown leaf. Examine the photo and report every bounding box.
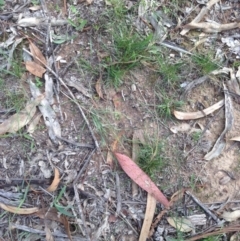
[26,61,46,78]
[167,217,194,233]
[112,93,122,110]
[65,78,92,99]
[222,210,240,222]
[45,225,54,241]
[0,203,38,214]
[62,214,72,241]
[0,95,44,135]
[106,151,113,169]
[35,208,72,241]
[47,168,60,192]
[139,194,156,241]
[114,152,170,207]
[29,42,47,66]
[174,100,224,120]
[95,77,104,99]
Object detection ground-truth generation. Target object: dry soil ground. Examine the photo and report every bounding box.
[1,0,240,241]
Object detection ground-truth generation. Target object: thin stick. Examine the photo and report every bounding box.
[11,224,88,240]
[186,191,220,222]
[73,184,91,241]
[70,204,85,236]
[115,172,121,216]
[74,148,96,184]
[23,48,100,151]
[60,52,82,77]
[56,135,94,149]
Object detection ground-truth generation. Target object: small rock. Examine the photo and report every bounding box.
[131,84,136,92]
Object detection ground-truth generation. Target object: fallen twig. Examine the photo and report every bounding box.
[73,184,91,241]
[186,191,220,223]
[74,148,96,184]
[11,223,88,240]
[186,224,240,241]
[159,41,193,55]
[60,51,82,77]
[56,135,94,149]
[115,172,121,216]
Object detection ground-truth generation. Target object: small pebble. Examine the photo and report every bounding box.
[131,84,136,92]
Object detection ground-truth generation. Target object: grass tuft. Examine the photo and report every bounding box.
[137,140,167,180]
[157,97,184,119]
[192,54,218,74]
[104,30,153,88]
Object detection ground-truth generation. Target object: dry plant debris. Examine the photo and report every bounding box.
[1,0,240,240]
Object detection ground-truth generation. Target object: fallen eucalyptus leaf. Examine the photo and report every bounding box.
[222,210,240,222]
[0,95,44,135]
[35,208,72,241]
[25,61,46,78]
[167,217,194,233]
[29,42,47,66]
[114,152,169,207]
[47,168,60,192]
[0,203,38,214]
[65,77,92,99]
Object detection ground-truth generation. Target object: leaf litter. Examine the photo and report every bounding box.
[1,0,240,240]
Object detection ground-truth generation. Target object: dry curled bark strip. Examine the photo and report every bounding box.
[139,194,156,241]
[23,48,100,150]
[174,99,224,120]
[204,84,234,160]
[180,0,221,35]
[184,22,240,33]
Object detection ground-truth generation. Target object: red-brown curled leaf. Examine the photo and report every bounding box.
[114,152,170,207]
